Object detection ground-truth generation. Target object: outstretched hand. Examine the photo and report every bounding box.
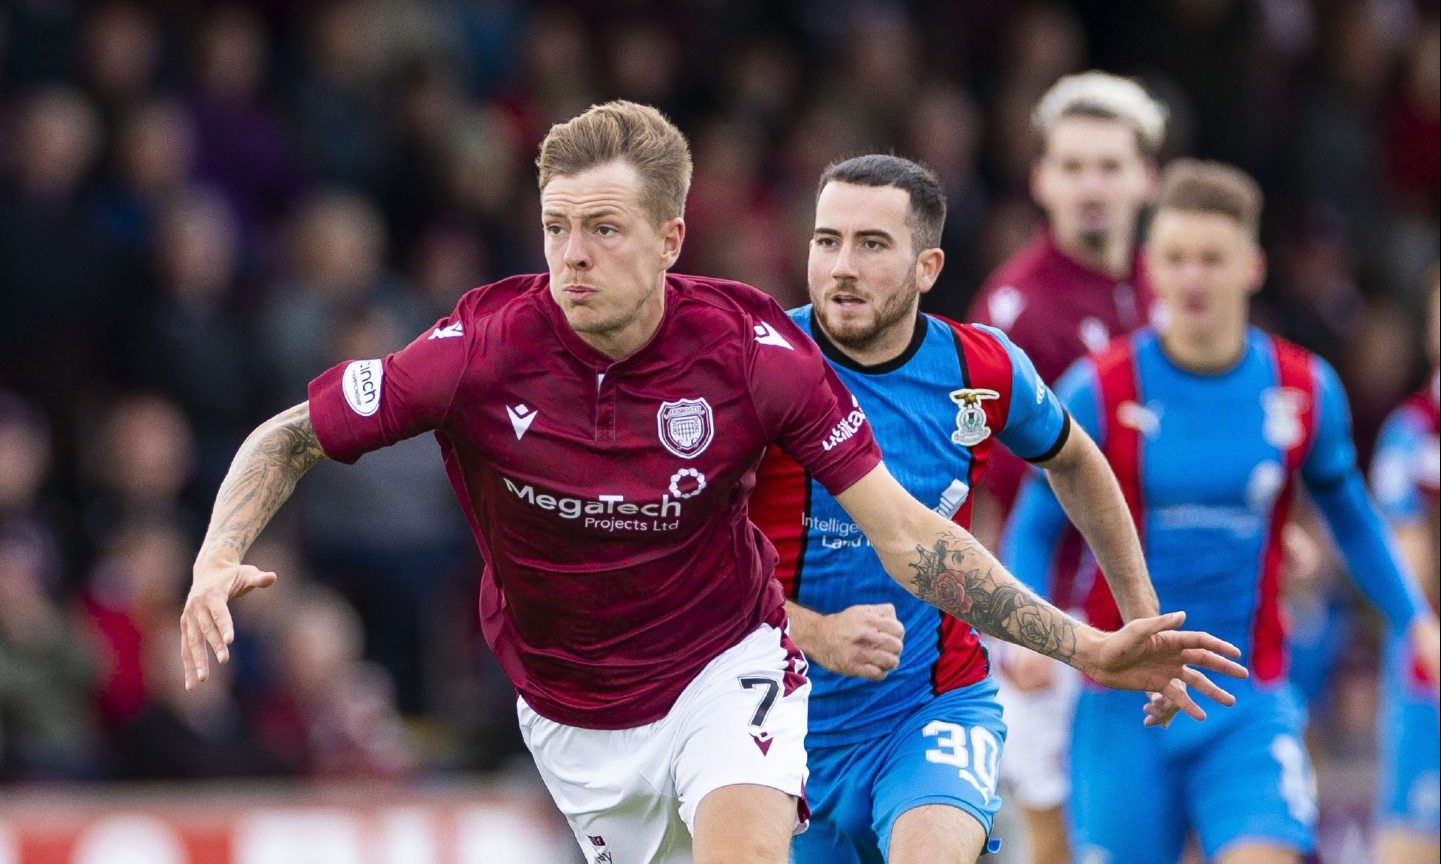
[180,562,277,690]
[1084,611,1247,722]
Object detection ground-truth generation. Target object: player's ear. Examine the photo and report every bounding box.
[660,217,685,269]
[916,247,944,295]
[1247,243,1267,296]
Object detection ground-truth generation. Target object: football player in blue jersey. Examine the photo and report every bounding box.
[750,154,1194,864]
[1005,159,1441,864]
[1369,269,1439,864]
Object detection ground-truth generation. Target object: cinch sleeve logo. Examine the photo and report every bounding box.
[342,359,384,417]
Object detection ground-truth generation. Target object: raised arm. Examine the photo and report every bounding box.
[1034,424,1158,621]
[181,402,326,689]
[835,463,1246,719]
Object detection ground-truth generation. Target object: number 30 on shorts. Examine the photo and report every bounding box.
[923,721,1002,803]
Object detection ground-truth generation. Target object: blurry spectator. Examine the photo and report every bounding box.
[1293,2,1396,251]
[261,190,426,404]
[111,625,275,780]
[80,4,161,123]
[684,115,791,302]
[605,21,685,117]
[80,393,199,548]
[0,392,55,521]
[250,584,415,778]
[408,219,488,316]
[80,519,191,729]
[1384,15,1439,218]
[380,60,466,251]
[98,98,197,260]
[1266,212,1365,361]
[0,391,76,588]
[1340,301,1416,457]
[291,2,391,194]
[514,8,598,132]
[904,84,987,314]
[189,5,307,247]
[0,86,119,401]
[0,523,101,780]
[128,187,258,486]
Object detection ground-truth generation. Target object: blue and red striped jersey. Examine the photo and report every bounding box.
[751,307,1069,747]
[1005,327,1426,685]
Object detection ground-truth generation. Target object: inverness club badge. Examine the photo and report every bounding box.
[949,388,1000,447]
[657,397,714,459]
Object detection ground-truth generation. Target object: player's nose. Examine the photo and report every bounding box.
[563,231,591,270]
[830,242,859,279]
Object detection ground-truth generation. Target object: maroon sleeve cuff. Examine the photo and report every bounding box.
[811,436,883,497]
[307,364,366,464]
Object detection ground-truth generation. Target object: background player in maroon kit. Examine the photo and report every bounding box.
[179,100,1246,864]
[966,71,1165,864]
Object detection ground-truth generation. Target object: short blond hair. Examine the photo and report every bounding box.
[1156,158,1264,239]
[536,100,692,224]
[1033,71,1168,158]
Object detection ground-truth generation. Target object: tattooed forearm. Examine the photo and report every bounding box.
[908,535,1082,664]
[197,403,326,566]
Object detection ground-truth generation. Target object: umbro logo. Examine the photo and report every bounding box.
[507,404,538,439]
[428,322,463,340]
[754,322,793,350]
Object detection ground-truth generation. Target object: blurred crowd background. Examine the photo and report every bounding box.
[0,0,1436,858]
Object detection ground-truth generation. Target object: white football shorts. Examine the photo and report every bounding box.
[993,651,1081,811]
[518,620,811,864]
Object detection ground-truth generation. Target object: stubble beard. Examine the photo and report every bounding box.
[817,272,920,355]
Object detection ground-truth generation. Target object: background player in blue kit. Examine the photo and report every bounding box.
[1006,159,1441,864]
[751,155,1189,864]
[1370,270,1440,864]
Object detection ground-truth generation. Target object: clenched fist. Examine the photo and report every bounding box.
[813,603,906,681]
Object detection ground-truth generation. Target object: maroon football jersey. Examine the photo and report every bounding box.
[971,232,1153,395]
[308,273,881,729]
[968,231,1153,607]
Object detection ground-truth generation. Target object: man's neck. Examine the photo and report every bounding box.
[822,316,918,368]
[1055,231,1133,281]
[576,282,668,361]
[1159,325,1247,374]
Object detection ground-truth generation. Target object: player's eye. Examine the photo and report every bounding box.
[544,223,564,236]
[596,224,619,237]
[813,236,837,248]
[863,239,886,251]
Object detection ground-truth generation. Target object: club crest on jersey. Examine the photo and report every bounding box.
[949,388,1000,446]
[657,397,714,459]
[1261,387,1309,450]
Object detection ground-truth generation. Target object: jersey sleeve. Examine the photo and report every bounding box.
[1000,472,1070,597]
[1370,405,1428,525]
[1300,358,1357,490]
[1303,359,1427,629]
[1054,358,1105,444]
[974,324,1071,462]
[748,310,882,496]
[307,302,472,464]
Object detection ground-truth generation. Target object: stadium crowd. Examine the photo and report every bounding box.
[0,0,1436,858]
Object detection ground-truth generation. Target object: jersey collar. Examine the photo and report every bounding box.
[542,276,679,373]
[809,311,928,375]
